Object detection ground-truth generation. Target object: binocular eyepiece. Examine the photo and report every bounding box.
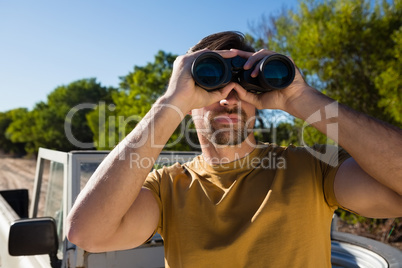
[191,52,295,93]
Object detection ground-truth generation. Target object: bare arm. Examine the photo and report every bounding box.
[289,89,402,217]
[66,96,187,252]
[233,48,402,217]
[66,50,238,252]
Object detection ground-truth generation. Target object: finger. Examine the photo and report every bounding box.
[213,49,239,59]
[206,82,236,103]
[231,49,254,59]
[219,82,237,97]
[191,49,241,60]
[244,49,277,72]
[231,83,260,107]
[178,49,211,67]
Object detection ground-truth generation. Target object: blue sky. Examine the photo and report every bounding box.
[0,0,299,112]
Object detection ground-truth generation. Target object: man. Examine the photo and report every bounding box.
[66,31,402,267]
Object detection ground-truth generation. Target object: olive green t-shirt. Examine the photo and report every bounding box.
[143,143,349,267]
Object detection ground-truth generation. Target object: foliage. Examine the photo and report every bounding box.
[248,0,402,240]
[86,51,197,151]
[6,78,115,154]
[374,26,402,123]
[0,109,27,155]
[274,122,300,146]
[6,103,48,154]
[248,0,402,129]
[2,0,401,155]
[265,118,336,147]
[337,210,402,246]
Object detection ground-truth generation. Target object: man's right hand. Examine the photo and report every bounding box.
[163,49,241,113]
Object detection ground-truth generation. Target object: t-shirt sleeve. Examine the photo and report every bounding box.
[310,144,351,209]
[142,168,163,233]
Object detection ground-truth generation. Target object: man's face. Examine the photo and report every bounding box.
[192,90,256,146]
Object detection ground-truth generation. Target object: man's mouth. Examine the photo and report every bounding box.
[213,114,241,124]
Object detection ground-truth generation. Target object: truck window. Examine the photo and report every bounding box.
[79,162,101,191]
[37,159,64,257]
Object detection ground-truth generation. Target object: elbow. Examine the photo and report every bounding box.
[66,228,105,253]
[392,181,402,198]
[398,194,402,217]
[66,215,104,253]
[66,228,85,250]
[396,188,402,197]
[65,217,87,250]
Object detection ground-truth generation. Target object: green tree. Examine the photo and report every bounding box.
[248,0,402,128]
[248,0,402,242]
[0,109,27,155]
[6,103,49,154]
[6,78,115,153]
[87,50,197,151]
[116,50,176,143]
[375,26,402,123]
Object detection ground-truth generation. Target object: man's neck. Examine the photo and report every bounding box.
[200,135,257,165]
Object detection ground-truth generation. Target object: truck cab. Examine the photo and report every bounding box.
[1,148,198,268]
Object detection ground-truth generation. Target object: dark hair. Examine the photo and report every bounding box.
[188,31,255,53]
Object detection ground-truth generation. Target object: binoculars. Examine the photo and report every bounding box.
[191,52,295,93]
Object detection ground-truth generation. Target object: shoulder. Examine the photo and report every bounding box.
[269,143,349,166]
[148,161,188,180]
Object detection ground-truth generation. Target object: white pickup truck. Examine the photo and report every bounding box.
[0,148,401,268]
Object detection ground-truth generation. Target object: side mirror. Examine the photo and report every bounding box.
[9,217,58,256]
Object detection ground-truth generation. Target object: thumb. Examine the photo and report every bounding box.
[210,82,236,102]
[231,83,264,109]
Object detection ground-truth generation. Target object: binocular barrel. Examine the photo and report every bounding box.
[191,52,295,93]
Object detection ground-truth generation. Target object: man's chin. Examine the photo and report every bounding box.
[208,131,249,147]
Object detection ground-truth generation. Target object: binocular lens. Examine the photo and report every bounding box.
[194,57,225,86]
[262,60,292,88]
[191,51,295,92]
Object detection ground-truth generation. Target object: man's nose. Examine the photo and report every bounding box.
[219,90,240,107]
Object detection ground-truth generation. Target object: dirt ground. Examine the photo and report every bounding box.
[0,155,401,251]
[0,156,37,194]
